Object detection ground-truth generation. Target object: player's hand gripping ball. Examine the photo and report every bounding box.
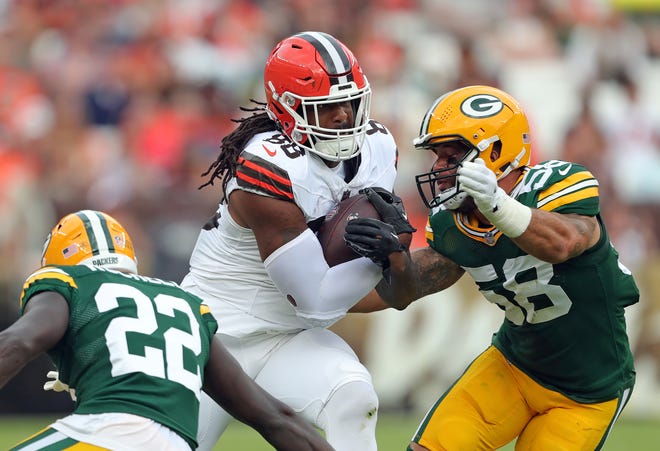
[317,194,381,266]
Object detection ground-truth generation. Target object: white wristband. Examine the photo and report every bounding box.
[482,188,532,238]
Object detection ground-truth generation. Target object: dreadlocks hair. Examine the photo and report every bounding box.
[200,99,279,202]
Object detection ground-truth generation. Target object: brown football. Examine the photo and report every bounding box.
[316,194,381,266]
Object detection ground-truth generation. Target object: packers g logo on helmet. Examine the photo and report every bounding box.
[413,85,532,210]
[41,210,138,274]
[460,94,503,118]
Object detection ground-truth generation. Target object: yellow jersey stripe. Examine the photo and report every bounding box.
[65,441,111,450]
[425,218,433,242]
[453,213,503,246]
[539,187,599,212]
[537,177,599,210]
[20,267,77,308]
[537,171,595,202]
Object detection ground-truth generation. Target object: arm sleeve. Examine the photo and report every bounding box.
[264,229,382,327]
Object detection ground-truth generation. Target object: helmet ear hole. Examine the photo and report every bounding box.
[489,141,509,175]
[491,141,502,162]
[271,102,285,116]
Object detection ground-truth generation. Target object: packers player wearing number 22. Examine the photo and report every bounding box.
[346,85,639,450]
[0,210,332,451]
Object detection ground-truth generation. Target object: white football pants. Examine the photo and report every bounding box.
[196,327,378,451]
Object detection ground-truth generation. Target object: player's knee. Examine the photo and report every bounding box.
[318,380,378,451]
[318,380,378,430]
[322,379,378,424]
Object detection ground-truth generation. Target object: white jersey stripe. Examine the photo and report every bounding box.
[18,429,69,451]
[536,179,599,209]
[310,31,348,72]
[79,209,111,255]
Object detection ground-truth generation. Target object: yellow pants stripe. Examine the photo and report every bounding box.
[9,427,109,451]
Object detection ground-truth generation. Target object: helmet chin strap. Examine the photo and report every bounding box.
[477,135,500,152]
[436,147,479,210]
[312,135,360,161]
[442,191,468,211]
[445,141,526,211]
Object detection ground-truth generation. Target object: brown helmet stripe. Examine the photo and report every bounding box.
[295,31,353,83]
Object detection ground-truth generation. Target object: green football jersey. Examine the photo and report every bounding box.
[426,160,639,402]
[19,264,218,449]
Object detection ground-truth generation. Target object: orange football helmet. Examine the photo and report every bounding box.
[414,85,531,209]
[41,210,138,273]
[264,31,371,161]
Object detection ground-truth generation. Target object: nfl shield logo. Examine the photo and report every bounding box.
[114,235,125,248]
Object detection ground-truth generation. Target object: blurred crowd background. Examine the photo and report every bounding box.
[2,0,660,421]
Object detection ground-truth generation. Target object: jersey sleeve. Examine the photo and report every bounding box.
[362,119,398,190]
[235,151,294,201]
[198,302,218,337]
[518,160,600,216]
[19,266,77,314]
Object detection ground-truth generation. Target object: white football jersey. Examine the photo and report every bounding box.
[182,121,398,336]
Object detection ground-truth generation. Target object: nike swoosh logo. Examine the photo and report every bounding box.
[262,145,276,157]
[558,164,572,175]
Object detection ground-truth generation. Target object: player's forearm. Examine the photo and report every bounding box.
[265,229,381,323]
[258,419,332,451]
[412,247,465,299]
[0,331,33,388]
[349,290,391,313]
[512,210,599,264]
[374,250,418,310]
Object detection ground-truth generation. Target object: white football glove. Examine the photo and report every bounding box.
[458,158,501,213]
[44,370,77,401]
[457,158,531,238]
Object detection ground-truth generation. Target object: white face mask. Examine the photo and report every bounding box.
[269,80,372,161]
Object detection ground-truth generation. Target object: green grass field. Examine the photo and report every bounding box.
[1,413,658,450]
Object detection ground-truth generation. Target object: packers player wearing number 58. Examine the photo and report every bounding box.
[345,85,639,451]
[0,210,332,451]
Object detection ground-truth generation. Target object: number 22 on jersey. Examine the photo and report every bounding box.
[95,283,203,398]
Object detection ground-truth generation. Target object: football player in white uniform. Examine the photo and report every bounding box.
[181,31,415,451]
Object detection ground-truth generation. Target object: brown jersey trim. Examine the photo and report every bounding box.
[236,153,294,201]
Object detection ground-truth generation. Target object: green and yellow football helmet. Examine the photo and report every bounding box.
[41,210,138,273]
[414,85,531,209]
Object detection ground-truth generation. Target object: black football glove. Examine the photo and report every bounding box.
[344,217,405,268]
[360,187,416,234]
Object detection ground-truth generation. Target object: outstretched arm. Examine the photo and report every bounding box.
[375,247,464,310]
[410,247,465,299]
[511,211,599,263]
[348,249,417,313]
[203,337,333,451]
[348,245,465,312]
[344,188,464,310]
[459,159,600,263]
[0,292,69,388]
